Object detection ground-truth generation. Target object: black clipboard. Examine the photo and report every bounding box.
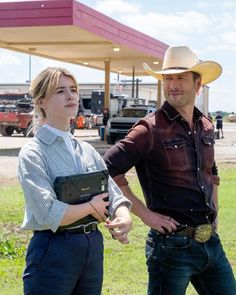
[54,170,109,227]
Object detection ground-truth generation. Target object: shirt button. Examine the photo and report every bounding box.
[194,130,197,134]
[197,167,200,171]
[174,145,178,148]
[188,131,191,135]
[201,186,204,190]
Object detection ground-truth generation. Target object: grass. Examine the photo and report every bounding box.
[0,163,235,294]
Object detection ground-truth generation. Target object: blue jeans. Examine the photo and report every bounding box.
[23,229,104,295]
[145,230,236,295]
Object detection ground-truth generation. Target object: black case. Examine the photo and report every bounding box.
[54,170,109,228]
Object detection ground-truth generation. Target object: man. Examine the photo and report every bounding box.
[104,46,236,295]
[215,111,224,138]
[102,107,110,126]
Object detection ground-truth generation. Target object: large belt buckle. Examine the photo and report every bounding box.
[193,224,213,243]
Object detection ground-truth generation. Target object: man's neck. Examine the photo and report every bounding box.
[175,105,194,129]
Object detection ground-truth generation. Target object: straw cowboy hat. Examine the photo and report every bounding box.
[143,45,222,85]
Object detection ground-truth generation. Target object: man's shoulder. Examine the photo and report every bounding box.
[140,107,169,127]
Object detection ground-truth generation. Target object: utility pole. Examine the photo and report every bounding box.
[132,66,135,98]
[28,54,31,83]
[26,55,32,86]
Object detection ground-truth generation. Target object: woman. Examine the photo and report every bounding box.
[18,67,132,295]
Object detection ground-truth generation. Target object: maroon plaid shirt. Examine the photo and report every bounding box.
[104,101,219,226]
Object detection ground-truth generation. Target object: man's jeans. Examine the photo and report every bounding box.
[23,229,104,295]
[146,230,236,295]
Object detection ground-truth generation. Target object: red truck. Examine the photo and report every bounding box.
[0,102,34,137]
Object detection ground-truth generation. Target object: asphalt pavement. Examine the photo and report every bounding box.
[0,123,235,179]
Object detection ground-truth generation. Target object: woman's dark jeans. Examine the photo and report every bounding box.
[23,229,104,295]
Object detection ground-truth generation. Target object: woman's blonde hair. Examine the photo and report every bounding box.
[30,67,78,128]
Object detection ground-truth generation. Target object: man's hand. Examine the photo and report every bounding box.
[142,209,179,233]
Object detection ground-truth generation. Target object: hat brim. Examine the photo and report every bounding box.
[143,61,222,85]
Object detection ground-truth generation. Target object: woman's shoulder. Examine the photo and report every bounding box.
[19,137,43,159]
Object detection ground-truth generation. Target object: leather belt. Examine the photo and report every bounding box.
[174,224,214,243]
[57,221,98,234]
[152,224,214,243]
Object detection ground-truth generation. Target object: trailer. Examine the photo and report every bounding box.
[0,101,33,137]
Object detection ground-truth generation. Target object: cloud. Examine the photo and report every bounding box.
[220,31,236,47]
[92,1,212,44]
[94,0,140,15]
[197,1,236,11]
[222,1,236,9]
[196,2,213,9]
[119,11,211,43]
[0,49,21,66]
[94,1,236,55]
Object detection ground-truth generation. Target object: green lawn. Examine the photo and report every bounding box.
[0,164,235,294]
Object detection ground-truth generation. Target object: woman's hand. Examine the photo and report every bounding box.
[105,205,132,244]
[89,193,109,222]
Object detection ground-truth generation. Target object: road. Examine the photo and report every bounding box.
[0,122,235,180]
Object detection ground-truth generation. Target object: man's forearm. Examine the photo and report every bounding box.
[119,184,148,221]
[119,184,179,232]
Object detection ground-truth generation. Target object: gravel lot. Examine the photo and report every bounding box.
[0,122,235,184]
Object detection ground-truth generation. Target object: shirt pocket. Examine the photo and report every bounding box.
[162,138,189,169]
[201,136,214,168]
[85,162,98,172]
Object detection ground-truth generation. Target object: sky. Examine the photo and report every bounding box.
[0,0,236,112]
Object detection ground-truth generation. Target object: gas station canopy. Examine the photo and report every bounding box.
[0,0,168,76]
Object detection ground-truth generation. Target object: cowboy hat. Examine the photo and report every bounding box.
[143,45,222,85]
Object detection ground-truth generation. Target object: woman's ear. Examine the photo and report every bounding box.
[39,98,47,109]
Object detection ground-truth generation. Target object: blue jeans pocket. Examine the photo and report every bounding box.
[25,232,54,272]
[146,236,155,259]
[145,232,163,273]
[145,237,156,273]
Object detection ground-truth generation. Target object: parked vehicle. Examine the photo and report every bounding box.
[106,105,156,144]
[228,113,236,122]
[0,101,34,137]
[79,91,128,133]
[69,117,76,134]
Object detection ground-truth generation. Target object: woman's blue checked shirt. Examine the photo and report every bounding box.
[18,126,131,232]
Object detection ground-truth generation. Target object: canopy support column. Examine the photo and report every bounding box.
[104,60,110,109]
[157,80,162,108]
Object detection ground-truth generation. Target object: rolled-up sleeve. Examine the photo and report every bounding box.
[18,147,68,232]
[107,176,131,218]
